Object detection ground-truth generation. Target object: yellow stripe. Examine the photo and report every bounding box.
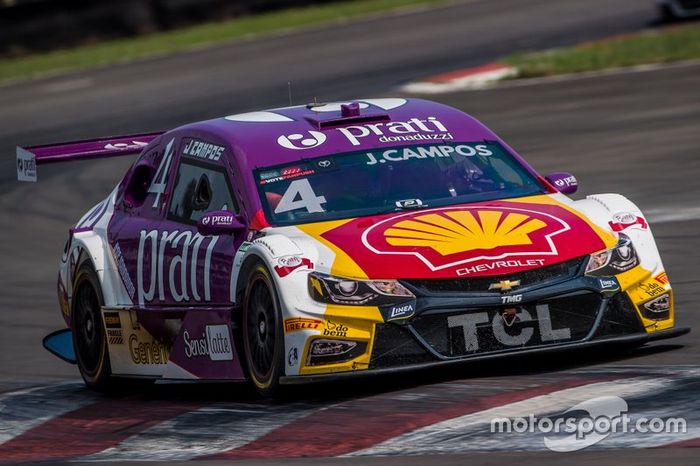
[297,219,368,279]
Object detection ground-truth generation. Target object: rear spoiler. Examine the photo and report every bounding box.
[16,132,164,182]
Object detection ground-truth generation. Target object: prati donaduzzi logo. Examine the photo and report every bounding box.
[277,131,327,150]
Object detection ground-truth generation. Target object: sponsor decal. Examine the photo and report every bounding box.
[609,212,647,232]
[277,131,327,150]
[129,334,170,365]
[275,116,456,150]
[316,159,334,169]
[113,243,135,300]
[136,229,218,305]
[288,347,299,366]
[364,144,491,165]
[259,166,316,185]
[201,213,235,227]
[103,311,122,329]
[309,339,357,356]
[306,339,367,366]
[552,175,577,190]
[457,259,546,276]
[395,198,424,209]
[274,256,314,278]
[501,294,523,304]
[323,320,349,338]
[337,116,451,146]
[363,206,570,273]
[599,278,620,292]
[182,139,225,161]
[387,302,415,321]
[183,324,234,361]
[107,329,124,345]
[103,310,124,344]
[643,293,670,314]
[285,318,322,332]
[654,272,669,285]
[448,304,571,352]
[489,279,521,292]
[16,148,37,182]
[639,282,666,298]
[104,140,148,151]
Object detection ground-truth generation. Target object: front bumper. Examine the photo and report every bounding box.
[280,326,689,385]
[291,258,685,380]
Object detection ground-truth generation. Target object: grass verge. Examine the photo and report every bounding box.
[504,23,700,78]
[0,0,455,84]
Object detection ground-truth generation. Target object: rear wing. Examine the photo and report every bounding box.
[16,132,164,182]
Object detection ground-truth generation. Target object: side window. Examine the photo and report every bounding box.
[168,160,238,224]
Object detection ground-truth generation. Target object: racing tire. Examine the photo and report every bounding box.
[242,263,285,397]
[71,260,113,391]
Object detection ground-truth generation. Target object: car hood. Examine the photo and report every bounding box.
[294,194,618,280]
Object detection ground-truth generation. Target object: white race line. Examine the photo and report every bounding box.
[348,377,679,456]
[0,382,98,445]
[79,403,316,462]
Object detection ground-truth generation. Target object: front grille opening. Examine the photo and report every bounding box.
[411,292,602,357]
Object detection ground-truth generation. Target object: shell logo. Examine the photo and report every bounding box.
[362,206,571,271]
[384,211,547,256]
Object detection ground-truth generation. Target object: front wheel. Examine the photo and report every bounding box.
[242,264,284,397]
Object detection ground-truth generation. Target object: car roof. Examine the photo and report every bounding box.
[175,98,501,172]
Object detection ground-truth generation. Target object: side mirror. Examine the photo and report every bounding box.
[197,210,247,236]
[545,172,578,194]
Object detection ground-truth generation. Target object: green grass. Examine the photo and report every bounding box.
[0,0,455,83]
[505,23,700,78]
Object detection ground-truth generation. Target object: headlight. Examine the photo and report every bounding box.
[308,272,414,306]
[585,233,639,276]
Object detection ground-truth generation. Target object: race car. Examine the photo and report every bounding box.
[18,98,688,395]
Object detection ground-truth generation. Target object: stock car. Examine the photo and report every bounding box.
[18,98,688,395]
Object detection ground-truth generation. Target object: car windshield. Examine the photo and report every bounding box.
[255,141,546,226]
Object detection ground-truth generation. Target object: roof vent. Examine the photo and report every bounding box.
[341,102,361,118]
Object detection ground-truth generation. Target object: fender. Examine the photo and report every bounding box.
[574,193,664,275]
[60,188,132,316]
[230,233,323,311]
[230,233,303,304]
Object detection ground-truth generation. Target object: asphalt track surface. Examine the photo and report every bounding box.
[0,0,698,464]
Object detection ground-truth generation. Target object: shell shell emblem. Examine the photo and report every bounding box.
[362,206,570,271]
[384,210,547,256]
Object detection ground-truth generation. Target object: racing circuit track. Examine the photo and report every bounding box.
[0,0,698,464]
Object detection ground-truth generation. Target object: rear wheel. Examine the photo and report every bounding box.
[71,261,112,390]
[242,264,284,397]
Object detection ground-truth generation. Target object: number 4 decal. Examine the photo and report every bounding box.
[274,178,327,214]
[149,138,175,208]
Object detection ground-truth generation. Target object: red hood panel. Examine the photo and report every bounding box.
[313,197,614,279]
